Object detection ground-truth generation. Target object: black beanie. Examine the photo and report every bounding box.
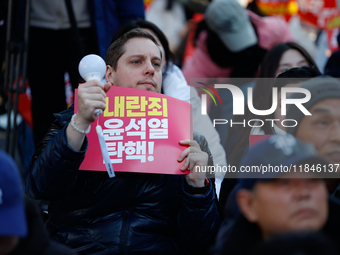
[324,50,340,78]
[286,76,340,135]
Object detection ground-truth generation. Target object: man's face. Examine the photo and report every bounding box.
[296,99,340,164]
[238,173,328,240]
[143,29,166,70]
[106,37,162,93]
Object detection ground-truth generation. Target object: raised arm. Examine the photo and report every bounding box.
[25,80,111,200]
[176,133,221,254]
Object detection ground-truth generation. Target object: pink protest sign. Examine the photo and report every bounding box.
[75,87,192,174]
[249,135,273,148]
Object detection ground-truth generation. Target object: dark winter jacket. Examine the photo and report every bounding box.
[25,104,220,255]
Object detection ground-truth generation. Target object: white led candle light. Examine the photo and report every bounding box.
[78,54,106,116]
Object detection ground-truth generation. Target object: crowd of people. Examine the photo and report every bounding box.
[2,0,340,254]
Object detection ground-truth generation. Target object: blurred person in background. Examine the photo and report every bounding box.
[182,0,295,168]
[27,0,97,147]
[146,0,187,53]
[0,150,76,255]
[324,32,340,78]
[219,66,321,217]
[286,76,340,198]
[214,135,340,255]
[181,0,294,82]
[27,0,144,147]
[253,42,318,104]
[253,232,337,255]
[0,150,27,255]
[226,42,318,166]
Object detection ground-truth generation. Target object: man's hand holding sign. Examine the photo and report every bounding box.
[67,79,111,151]
[178,140,209,187]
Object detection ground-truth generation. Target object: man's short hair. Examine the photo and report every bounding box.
[104,28,160,71]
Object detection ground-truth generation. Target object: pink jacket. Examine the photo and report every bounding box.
[182,11,295,84]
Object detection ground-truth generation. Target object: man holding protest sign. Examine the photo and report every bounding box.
[25,28,220,254]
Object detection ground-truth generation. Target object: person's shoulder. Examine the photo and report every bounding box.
[214,215,262,255]
[164,63,185,82]
[193,132,208,145]
[327,196,340,224]
[53,103,74,126]
[322,197,340,252]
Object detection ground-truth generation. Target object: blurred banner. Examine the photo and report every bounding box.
[258,0,340,51]
[257,0,299,20]
[297,0,340,29]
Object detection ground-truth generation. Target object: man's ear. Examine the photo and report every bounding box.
[105,65,114,85]
[237,189,258,223]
